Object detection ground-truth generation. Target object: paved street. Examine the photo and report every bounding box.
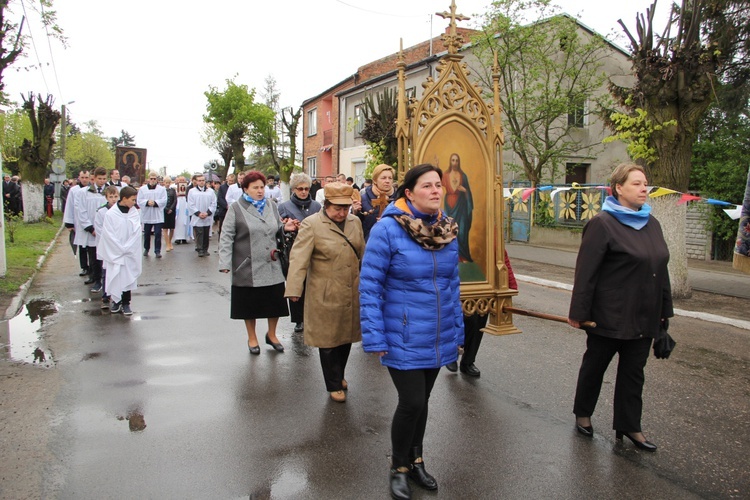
[1,233,748,498]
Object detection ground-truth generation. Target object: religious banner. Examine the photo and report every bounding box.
[115,146,147,185]
[733,166,750,274]
[396,1,519,335]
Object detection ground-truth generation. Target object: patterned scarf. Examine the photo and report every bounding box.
[392,199,458,250]
[244,194,266,215]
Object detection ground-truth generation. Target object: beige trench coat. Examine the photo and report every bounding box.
[285,211,365,348]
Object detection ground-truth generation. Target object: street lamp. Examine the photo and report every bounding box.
[60,100,75,160]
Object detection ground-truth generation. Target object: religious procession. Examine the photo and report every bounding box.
[3,1,749,498]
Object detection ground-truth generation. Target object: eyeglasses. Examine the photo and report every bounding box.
[295,187,310,191]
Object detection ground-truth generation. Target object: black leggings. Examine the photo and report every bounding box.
[387,367,440,468]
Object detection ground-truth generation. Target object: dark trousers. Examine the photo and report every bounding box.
[319,343,351,392]
[143,223,163,254]
[573,333,652,432]
[387,367,440,468]
[86,246,102,282]
[289,282,306,323]
[78,244,89,272]
[194,226,210,253]
[461,313,488,366]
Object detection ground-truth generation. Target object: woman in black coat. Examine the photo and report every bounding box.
[568,163,673,452]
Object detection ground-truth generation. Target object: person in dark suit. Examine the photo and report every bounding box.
[568,163,673,452]
[3,174,16,214]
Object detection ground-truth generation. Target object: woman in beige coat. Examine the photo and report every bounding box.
[285,182,365,403]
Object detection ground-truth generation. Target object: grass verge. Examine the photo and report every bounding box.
[1,213,62,296]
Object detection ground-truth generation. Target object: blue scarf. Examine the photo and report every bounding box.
[244,194,266,215]
[406,200,439,225]
[602,195,651,230]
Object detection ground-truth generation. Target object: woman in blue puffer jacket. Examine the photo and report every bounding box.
[360,163,464,500]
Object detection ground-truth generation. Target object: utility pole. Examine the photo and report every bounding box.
[60,103,67,159]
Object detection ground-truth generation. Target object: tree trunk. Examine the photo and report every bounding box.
[650,195,691,298]
[21,182,44,222]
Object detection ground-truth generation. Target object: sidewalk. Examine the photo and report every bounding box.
[506,241,750,331]
[506,242,749,299]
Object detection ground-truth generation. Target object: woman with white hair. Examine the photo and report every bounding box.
[278,172,322,332]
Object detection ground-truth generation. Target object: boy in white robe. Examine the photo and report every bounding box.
[95,186,120,309]
[187,174,217,257]
[99,186,142,316]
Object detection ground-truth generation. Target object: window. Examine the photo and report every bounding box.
[307,108,317,136]
[406,86,417,100]
[307,157,317,178]
[568,97,587,128]
[565,163,589,184]
[354,104,365,136]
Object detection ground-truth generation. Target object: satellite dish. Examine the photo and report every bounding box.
[51,158,66,174]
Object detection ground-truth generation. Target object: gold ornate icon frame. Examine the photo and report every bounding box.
[396,1,520,335]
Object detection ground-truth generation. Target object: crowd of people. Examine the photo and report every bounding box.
[55,161,671,500]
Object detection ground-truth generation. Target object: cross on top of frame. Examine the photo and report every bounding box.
[436,1,470,54]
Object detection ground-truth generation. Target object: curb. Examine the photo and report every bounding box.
[515,274,750,331]
[2,223,64,321]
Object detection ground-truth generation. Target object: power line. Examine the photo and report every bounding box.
[333,0,428,18]
[19,0,50,95]
[39,0,64,101]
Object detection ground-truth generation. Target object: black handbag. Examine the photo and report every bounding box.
[653,319,676,359]
[272,226,295,278]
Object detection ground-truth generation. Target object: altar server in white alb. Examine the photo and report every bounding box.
[137,171,168,258]
[187,173,217,257]
[99,186,142,316]
[75,167,108,292]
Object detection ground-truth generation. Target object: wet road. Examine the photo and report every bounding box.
[4,233,750,498]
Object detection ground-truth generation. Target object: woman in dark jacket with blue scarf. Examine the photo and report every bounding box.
[278,172,322,332]
[568,163,673,452]
[360,164,464,500]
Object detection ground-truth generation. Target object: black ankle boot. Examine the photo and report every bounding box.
[407,446,438,490]
[390,467,411,500]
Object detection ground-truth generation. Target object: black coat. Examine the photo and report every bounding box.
[569,211,673,340]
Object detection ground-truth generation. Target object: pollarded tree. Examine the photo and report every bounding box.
[204,78,275,172]
[18,93,60,221]
[473,0,615,185]
[360,87,398,177]
[608,0,750,296]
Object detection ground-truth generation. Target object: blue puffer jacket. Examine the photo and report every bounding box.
[360,199,465,370]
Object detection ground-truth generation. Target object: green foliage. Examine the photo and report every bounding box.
[473,0,612,184]
[3,211,24,243]
[19,93,60,185]
[604,108,677,163]
[1,213,62,293]
[109,130,136,152]
[204,77,276,171]
[690,99,750,242]
[0,107,32,175]
[363,140,389,179]
[534,197,556,227]
[65,122,115,176]
[361,88,398,170]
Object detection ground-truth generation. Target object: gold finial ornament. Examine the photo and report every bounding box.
[436,0,470,54]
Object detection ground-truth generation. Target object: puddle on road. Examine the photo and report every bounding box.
[0,299,58,366]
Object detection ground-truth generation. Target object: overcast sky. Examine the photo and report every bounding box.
[6,0,671,176]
